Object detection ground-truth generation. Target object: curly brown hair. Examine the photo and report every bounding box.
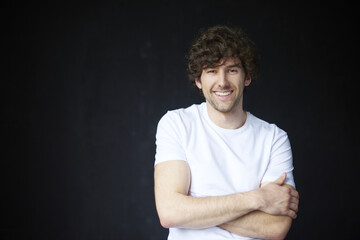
[186,25,260,86]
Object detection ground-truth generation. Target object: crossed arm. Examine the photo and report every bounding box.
[154,160,299,240]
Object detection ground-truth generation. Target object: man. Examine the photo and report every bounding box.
[154,25,299,240]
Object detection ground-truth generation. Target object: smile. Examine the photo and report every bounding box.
[214,91,233,96]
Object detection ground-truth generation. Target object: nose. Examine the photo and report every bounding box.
[217,70,229,88]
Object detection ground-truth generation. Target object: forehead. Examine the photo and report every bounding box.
[204,57,241,69]
[220,57,241,66]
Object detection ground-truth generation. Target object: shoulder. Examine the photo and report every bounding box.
[247,112,288,139]
[156,103,205,146]
[158,103,204,127]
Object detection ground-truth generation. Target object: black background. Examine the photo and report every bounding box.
[2,1,359,239]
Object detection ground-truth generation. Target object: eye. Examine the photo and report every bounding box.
[228,68,239,73]
[206,69,216,74]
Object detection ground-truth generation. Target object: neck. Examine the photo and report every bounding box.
[206,101,247,129]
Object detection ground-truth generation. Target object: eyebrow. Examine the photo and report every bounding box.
[226,64,242,68]
[204,63,242,70]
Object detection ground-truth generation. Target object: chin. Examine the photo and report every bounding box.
[212,102,237,113]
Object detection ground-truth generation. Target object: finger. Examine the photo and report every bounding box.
[290,197,299,206]
[289,202,299,212]
[290,189,299,199]
[288,210,297,219]
[273,172,287,185]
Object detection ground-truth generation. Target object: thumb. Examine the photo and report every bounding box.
[273,172,287,185]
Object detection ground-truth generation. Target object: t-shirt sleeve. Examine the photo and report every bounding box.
[261,127,296,188]
[154,111,187,166]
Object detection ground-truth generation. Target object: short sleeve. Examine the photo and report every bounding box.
[154,111,187,166]
[261,127,296,188]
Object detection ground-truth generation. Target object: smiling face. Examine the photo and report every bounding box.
[195,58,251,115]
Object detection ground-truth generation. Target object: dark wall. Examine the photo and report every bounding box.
[2,1,358,239]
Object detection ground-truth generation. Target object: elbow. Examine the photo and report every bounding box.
[158,213,173,229]
[155,195,186,228]
[266,230,287,240]
[268,233,287,240]
[157,208,180,229]
[267,217,292,240]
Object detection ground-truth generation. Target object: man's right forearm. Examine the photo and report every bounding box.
[155,161,299,232]
[156,187,262,229]
[155,160,262,229]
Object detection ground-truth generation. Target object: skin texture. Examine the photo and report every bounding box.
[219,177,298,239]
[154,161,298,239]
[195,58,251,129]
[154,57,299,239]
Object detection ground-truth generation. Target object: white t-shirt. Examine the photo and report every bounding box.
[155,102,295,240]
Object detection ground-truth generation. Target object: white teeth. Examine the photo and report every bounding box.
[215,91,231,96]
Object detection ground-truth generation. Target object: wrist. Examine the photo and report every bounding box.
[246,189,264,211]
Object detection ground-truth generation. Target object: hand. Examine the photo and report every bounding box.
[257,173,299,219]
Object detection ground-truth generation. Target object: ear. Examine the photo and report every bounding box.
[244,75,252,87]
[195,78,202,89]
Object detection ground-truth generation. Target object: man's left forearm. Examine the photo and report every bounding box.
[219,210,292,240]
[219,184,297,240]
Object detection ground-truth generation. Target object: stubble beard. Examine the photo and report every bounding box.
[206,90,243,114]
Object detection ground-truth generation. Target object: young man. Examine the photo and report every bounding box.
[154,25,299,240]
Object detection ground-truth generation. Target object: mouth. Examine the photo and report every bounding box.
[213,90,233,97]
